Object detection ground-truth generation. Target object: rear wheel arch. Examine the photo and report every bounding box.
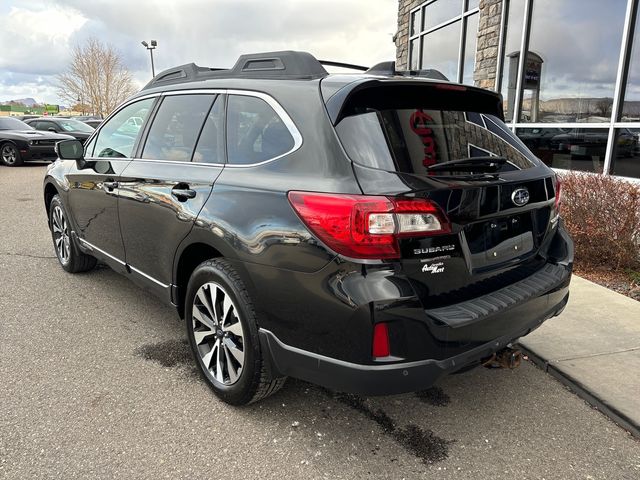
[175,242,223,317]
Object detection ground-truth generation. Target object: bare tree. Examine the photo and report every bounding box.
[594,97,614,118]
[57,38,137,117]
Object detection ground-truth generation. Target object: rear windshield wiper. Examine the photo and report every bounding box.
[426,156,508,173]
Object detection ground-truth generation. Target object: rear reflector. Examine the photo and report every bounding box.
[372,323,390,358]
[288,192,451,259]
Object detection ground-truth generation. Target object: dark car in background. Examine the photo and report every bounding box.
[82,119,103,129]
[25,117,95,144]
[15,114,40,121]
[0,116,73,166]
[44,51,573,405]
[550,129,636,159]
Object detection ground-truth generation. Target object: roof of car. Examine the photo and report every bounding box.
[139,50,456,93]
[25,117,73,121]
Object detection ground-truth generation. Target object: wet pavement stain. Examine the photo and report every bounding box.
[415,386,451,407]
[323,389,453,464]
[135,339,198,377]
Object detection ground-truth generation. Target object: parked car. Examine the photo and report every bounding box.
[44,51,573,405]
[72,115,102,121]
[15,114,40,121]
[550,129,636,158]
[24,117,94,144]
[0,116,73,166]
[82,119,103,129]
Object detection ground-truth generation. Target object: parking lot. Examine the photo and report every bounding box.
[1,163,639,479]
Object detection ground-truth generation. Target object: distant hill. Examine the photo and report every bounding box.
[521,97,640,120]
[1,97,39,107]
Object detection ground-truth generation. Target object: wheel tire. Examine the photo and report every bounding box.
[1,143,23,166]
[49,195,97,273]
[185,259,286,405]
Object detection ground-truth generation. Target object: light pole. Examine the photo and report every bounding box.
[76,94,84,115]
[141,40,157,77]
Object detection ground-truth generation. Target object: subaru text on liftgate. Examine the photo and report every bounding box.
[43,51,573,405]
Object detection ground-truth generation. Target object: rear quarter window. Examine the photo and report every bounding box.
[226,95,295,165]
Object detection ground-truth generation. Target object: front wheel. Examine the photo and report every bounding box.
[185,259,286,405]
[1,143,23,166]
[49,195,97,273]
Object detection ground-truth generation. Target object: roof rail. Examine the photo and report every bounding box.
[318,60,369,71]
[141,51,450,91]
[142,50,330,90]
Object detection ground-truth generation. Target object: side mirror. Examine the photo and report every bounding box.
[55,139,84,160]
[48,127,57,132]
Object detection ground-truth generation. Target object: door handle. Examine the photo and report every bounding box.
[171,185,197,200]
[103,180,118,191]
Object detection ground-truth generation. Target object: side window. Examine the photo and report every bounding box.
[142,94,214,162]
[94,98,154,158]
[226,95,295,165]
[34,121,48,131]
[193,96,224,164]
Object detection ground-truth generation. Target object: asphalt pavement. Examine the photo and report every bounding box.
[1,163,639,480]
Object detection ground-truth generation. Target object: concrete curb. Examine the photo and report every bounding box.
[519,345,640,440]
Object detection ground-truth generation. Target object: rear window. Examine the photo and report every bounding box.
[335,92,539,174]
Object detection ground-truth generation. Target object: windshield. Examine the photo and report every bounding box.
[336,108,539,174]
[57,119,94,133]
[0,117,33,131]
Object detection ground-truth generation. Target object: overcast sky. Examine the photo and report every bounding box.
[0,0,398,105]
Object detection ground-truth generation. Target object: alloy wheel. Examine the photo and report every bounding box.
[192,282,246,385]
[1,145,17,164]
[52,205,70,264]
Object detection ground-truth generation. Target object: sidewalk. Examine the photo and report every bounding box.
[518,275,640,438]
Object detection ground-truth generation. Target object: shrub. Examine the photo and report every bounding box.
[559,172,640,271]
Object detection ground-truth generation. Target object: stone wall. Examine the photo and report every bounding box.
[395,0,503,90]
[474,0,502,89]
[395,0,425,71]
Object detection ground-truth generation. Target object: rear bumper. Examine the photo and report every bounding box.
[260,287,569,396]
[244,221,573,394]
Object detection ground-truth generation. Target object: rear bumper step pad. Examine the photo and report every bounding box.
[425,263,570,328]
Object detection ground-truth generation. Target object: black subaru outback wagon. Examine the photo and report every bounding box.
[44,51,573,405]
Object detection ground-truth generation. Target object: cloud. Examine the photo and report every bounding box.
[0,2,87,75]
[0,0,397,104]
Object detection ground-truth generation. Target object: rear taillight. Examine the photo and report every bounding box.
[287,191,451,259]
[554,177,562,213]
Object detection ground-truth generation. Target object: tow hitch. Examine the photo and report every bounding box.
[482,347,522,369]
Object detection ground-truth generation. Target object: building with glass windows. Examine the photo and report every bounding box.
[395,0,640,179]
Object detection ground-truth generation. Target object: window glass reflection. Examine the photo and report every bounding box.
[500,0,525,121]
[621,5,640,121]
[467,0,480,10]
[611,129,640,178]
[410,39,420,70]
[518,0,626,122]
[423,0,463,30]
[517,127,608,173]
[421,21,461,82]
[411,9,421,36]
[462,13,479,85]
